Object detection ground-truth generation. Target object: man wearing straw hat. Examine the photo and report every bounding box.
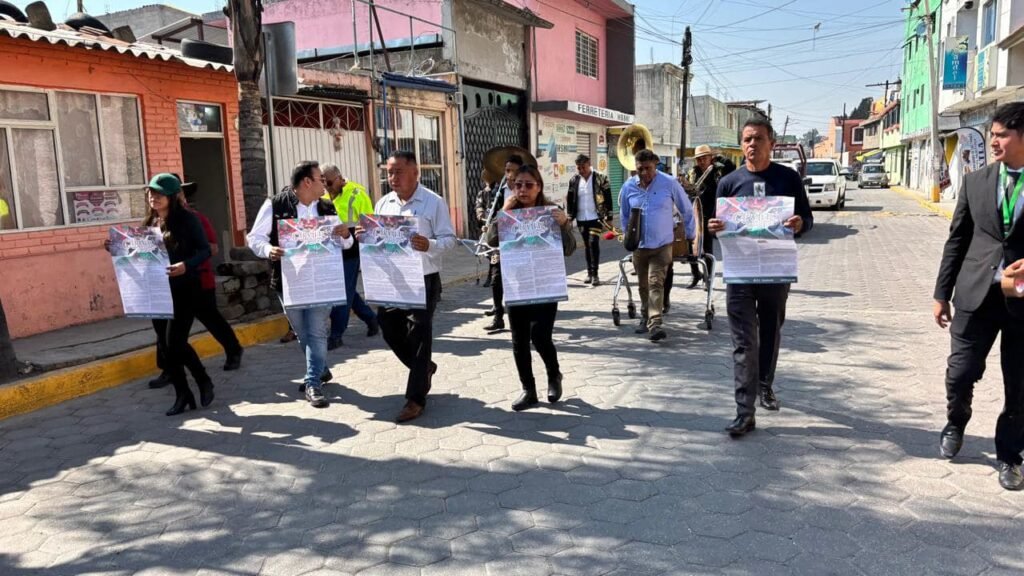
[681,144,731,288]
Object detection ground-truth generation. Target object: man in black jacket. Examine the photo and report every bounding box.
[933,102,1024,491]
[566,154,613,286]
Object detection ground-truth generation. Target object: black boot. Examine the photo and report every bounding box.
[547,373,563,404]
[484,315,505,331]
[166,380,197,416]
[197,378,215,408]
[512,387,540,411]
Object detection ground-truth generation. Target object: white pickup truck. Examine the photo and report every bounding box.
[804,158,847,210]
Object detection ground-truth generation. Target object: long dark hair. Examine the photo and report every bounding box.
[510,164,548,207]
[143,192,187,250]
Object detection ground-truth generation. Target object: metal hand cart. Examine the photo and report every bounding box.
[611,198,717,330]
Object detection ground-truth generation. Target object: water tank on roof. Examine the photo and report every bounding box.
[261,21,297,97]
[181,39,233,65]
[0,1,28,23]
[65,12,110,34]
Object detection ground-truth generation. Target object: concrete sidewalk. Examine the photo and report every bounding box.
[891,185,957,219]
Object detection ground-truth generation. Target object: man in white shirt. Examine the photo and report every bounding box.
[567,154,613,285]
[247,161,352,408]
[372,150,457,422]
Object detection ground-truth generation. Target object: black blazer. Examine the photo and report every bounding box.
[934,163,1024,317]
[566,171,613,222]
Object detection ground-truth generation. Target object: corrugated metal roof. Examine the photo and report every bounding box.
[0,20,233,72]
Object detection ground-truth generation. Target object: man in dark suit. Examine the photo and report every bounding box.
[934,102,1024,491]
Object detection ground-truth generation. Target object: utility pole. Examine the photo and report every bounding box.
[77,1,84,12]
[679,26,692,173]
[922,0,943,202]
[839,102,847,163]
[782,115,790,139]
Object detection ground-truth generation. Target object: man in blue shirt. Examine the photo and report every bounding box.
[619,149,695,341]
[709,118,813,438]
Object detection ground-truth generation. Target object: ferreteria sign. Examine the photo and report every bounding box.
[566,101,634,124]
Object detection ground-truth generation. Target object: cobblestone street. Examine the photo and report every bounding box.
[0,186,1020,576]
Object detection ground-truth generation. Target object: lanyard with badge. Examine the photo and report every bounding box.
[1000,165,1023,237]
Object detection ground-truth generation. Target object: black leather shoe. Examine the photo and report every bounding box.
[305,386,329,408]
[328,336,344,351]
[484,307,497,317]
[759,386,779,411]
[998,461,1024,491]
[512,390,540,411]
[939,423,964,459]
[726,415,755,438]
[367,321,380,338]
[484,317,505,331]
[547,373,563,403]
[148,372,172,389]
[649,327,667,341]
[591,278,601,287]
[223,349,243,371]
[166,392,197,416]
[583,276,593,285]
[197,379,215,408]
[634,320,649,334]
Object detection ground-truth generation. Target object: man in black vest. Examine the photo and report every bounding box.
[933,102,1024,491]
[567,154,613,286]
[247,161,352,408]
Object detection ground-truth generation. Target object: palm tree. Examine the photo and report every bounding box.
[227,0,268,228]
[0,297,17,383]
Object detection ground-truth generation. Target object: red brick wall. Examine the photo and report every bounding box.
[0,36,245,337]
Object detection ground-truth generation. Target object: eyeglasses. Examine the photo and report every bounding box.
[513,181,537,189]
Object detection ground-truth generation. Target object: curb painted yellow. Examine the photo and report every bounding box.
[0,314,289,421]
[891,186,954,220]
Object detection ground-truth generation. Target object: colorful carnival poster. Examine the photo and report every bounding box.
[717,196,798,284]
[278,217,348,309]
[498,206,569,306]
[358,214,426,309]
[108,225,173,319]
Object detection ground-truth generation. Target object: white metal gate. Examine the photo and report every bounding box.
[263,98,369,194]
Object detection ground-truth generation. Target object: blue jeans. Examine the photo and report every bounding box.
[330,257,377,339]
[281,298,330,390]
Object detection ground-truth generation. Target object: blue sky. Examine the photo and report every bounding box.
[12,0,910,137]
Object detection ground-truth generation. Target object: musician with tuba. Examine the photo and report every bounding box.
[566,154,613,286]
[678,145,735,289]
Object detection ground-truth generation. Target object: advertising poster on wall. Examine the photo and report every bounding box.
[535,117,609,205]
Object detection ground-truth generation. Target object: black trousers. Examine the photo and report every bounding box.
[508,302,559,390]
[945,284,1024,465]
[155,288,239,376]
[489,262,504,318]
[578,220,602,277]
[157,282,203,394]
[379,273,441,406]
[727,283,790,418]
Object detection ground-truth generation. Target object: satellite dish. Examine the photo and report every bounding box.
[915,21,927,37]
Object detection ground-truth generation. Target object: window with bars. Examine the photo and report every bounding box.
[0,87,147,232]
[575,30,599,79]
[375,106,445,199]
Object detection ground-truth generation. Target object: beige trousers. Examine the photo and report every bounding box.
[633,244,674,328]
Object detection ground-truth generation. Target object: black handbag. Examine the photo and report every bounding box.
[623,207,642,252]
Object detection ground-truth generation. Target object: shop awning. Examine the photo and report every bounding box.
[856,149,884,162]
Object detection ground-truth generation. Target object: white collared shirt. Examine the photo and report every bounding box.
[577,173,598,221]
[246,196,353,259]
[375,184,457,275]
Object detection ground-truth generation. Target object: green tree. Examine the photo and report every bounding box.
[848,97,874,120]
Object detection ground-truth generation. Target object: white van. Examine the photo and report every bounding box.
[804,159,847,210]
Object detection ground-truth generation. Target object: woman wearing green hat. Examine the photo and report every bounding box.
[144,173,215,415]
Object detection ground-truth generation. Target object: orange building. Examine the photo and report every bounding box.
[0,20,243,338]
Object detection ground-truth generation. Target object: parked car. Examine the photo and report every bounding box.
[841,166,858,181]
[804,159,847,210]
[858,163,889,188]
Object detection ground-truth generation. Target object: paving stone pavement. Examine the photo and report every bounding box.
[1,186,1022,576]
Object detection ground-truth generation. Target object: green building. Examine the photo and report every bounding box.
[900,0,940,191]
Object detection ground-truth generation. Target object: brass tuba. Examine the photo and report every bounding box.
[615,123,654,172]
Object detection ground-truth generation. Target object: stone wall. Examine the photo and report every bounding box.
[215,248,281,323]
